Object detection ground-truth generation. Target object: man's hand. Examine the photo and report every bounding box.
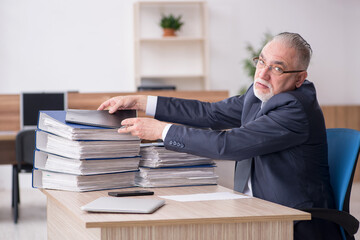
[118,118,167,140]
[97,95,147,114]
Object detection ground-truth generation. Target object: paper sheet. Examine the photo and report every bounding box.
[159,192,251,202]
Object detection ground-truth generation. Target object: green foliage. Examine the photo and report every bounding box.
[243,32,273,79]
[239,32,273,95]
[160,14,184,31]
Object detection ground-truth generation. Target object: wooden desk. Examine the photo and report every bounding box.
[41,186,310,240]
[0,131,16,165]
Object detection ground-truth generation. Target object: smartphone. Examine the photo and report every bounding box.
[108,190,154,197]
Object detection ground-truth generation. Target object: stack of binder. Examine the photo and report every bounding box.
[32,110,141,192]
[135,143,218,187]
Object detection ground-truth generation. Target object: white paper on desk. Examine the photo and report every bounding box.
[159,192,251,202]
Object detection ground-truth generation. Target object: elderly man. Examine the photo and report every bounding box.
[98,32,341,239]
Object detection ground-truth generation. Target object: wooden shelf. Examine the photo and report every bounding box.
[137,1,205,6]
[134,1,209,90]
[140,74,205,79]
[138,37,205,42]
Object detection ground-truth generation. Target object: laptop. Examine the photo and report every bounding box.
[81,197,165,214]
[20,92,67,129]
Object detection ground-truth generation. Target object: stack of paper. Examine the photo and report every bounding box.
[38,110,138,141]
[34,150,139,175]
[135,144,218,187]
[139,144,215,168]
[135,165,218,187]
[36,130,140,159]
[33,169,137,192]
[32,110,141,192]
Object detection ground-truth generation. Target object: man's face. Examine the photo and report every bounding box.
[253,40,307,102]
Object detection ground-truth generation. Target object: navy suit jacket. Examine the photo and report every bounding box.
[155,80,335,210]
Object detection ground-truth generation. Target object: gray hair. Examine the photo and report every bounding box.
[272,32,312,70]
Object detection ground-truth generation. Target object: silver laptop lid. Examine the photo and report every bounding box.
[81,197,165,214]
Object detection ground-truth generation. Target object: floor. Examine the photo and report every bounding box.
[0,188,46,240]
[1,184,360,240]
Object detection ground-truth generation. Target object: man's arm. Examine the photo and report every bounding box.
[145,95,246,140]
[155,95,245,130]
[102,93,247,142]
[162,93,310,160]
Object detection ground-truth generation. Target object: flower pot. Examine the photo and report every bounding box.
[163,28,176,37]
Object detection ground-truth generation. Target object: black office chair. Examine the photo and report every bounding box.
[302,128,360,240]
[12,129,35,223]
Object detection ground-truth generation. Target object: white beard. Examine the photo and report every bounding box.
[253,78,274,103]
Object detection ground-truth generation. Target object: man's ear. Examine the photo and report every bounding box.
[295,71,307,88]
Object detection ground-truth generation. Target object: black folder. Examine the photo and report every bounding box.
[65,109,136,129]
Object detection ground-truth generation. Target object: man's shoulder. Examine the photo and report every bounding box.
[285,80,318,107]
[264,80,323,125]
[290,80,316,97]
[270,80,317,106]
[242,80,319,111]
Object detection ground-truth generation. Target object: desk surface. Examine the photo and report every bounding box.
[0,131,16,141]
[42,185,310,229]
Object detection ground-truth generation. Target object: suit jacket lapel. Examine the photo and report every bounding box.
[235,101,261,193]
[243,102,262,124]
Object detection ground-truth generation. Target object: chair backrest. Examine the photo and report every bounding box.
[15,129,36,168]
[327,128,360,212]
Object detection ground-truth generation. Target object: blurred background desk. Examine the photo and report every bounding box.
[0,131,16,165]
[41,185,310,240]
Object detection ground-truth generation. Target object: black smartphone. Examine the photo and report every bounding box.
[108,190,154,197]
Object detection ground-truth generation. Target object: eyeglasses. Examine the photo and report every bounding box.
[252,57,305,75]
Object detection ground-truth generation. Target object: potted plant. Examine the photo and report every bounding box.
[160,14,184,37]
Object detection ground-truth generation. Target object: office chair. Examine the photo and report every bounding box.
[12,129,35,223]
[302,128,360,240]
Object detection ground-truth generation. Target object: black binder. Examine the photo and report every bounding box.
[65,109,136,129]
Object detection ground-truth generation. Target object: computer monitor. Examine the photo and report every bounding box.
[20,92,67,129]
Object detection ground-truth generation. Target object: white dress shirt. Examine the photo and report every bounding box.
[146,96,172,140]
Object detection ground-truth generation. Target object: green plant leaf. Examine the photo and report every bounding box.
[160,14,184,31]
[239,31,273,95]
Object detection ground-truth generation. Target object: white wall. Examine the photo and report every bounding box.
[207,0,360,105]
[0,0,135,93]
[1,0,360,190]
